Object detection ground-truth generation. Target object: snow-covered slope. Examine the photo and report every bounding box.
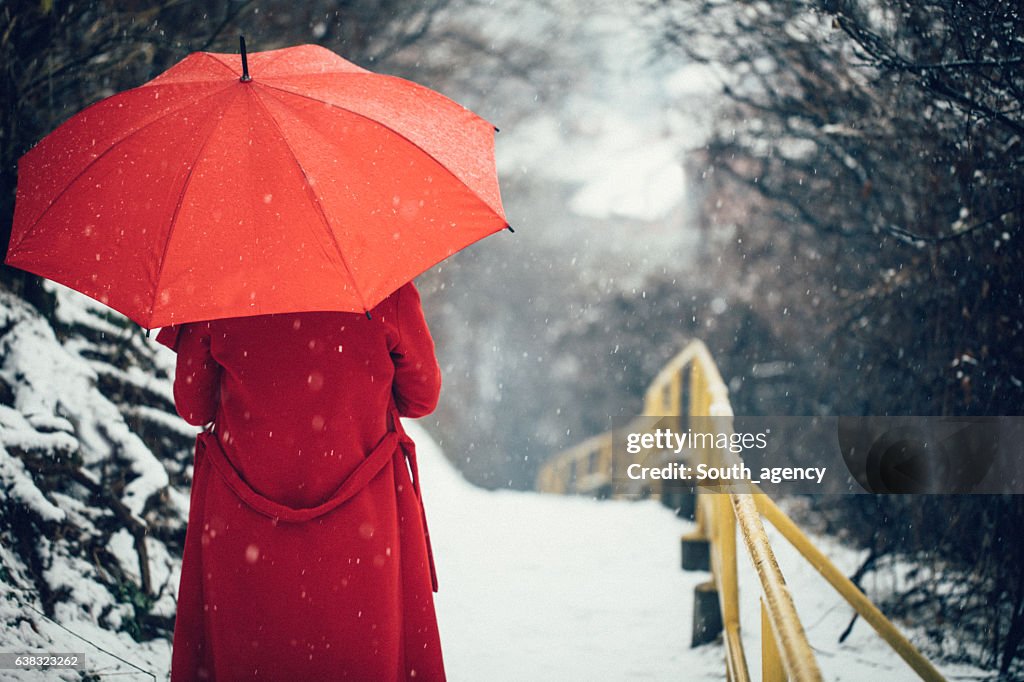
[0,286,194,681]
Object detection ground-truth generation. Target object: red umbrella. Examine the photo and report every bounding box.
[7,39,508,328]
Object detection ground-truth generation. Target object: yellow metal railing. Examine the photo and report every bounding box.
[537,340,946,682]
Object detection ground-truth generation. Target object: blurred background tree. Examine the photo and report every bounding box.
[644,0,1024,672]
[651,0,1023,418]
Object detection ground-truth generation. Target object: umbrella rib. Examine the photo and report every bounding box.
[151,87,244,323]
[248,47,293,74]
[10,83,237,255]
[195,51,241,77]
[249,87,371,313]
[142,52,239,86]
[256,80,505,220]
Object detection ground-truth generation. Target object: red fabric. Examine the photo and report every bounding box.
[165,283,444,681]
[8,44,507,329]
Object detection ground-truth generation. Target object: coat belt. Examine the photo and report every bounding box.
[194,428,438,591]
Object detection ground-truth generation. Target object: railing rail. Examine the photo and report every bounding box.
[537,340,945,682]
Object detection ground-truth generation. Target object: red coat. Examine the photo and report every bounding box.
[160,283,445,681]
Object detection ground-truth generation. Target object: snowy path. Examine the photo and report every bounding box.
[410,423,987,682]
[412,422,720,681]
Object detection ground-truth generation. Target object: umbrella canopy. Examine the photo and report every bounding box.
[7,42,508,328]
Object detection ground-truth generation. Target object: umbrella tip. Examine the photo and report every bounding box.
[506,225,515,233]
[365,311,373,320]
[239,35,252,82]
[494,126,501,133]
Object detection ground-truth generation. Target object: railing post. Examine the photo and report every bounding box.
[762,598,786,682]
[718,490,750,682]
[692,579,723,647]
[681,528,710,571]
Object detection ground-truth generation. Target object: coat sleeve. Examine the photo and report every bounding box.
[155,325,182,352]
[391,283,442,418]
[172,322,222,426]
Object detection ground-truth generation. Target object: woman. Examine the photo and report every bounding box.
[158,282,445,681]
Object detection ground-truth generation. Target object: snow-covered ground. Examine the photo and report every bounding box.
[418,420,719,681]
[413,422,991,681]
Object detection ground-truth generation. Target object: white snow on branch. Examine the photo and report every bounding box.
[0,443,65,523]
[0,293,168,519]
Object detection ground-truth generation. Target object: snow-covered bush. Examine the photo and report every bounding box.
[0,286,195,679]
